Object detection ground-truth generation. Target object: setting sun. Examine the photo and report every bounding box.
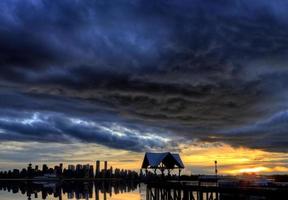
[229,167,270,174]
[180,143,288,175]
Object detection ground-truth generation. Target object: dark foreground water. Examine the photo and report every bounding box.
[0,181,145,200]
[0,181,286,200]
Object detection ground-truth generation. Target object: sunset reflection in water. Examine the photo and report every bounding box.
[0,181,144,200]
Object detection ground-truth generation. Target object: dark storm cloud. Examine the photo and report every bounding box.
[0,107,171,152]
[0,89,174,151]
[217,110,288,152]
[1,0,288,152]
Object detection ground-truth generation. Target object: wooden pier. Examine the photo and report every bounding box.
[146,181,288,200]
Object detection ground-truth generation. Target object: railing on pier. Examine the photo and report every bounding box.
[146,181,288,200]
[146,183,218,200]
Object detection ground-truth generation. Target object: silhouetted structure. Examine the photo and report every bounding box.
[146,181,288,200]
[95,160,100,178]
[141,152,184,176]
[104,161,108,178]
[0,162,138,180]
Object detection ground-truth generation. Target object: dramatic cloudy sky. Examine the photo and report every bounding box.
[0,0,288,174]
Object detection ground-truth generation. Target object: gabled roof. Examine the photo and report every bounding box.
[171,153,185,168]
[141,152,184,169]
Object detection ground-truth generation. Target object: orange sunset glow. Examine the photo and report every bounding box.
[1,141,287,175]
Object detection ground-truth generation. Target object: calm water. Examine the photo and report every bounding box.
[0,181,145,200]
[0,181,284,200]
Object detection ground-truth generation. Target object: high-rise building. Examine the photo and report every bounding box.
[59,163,63,174]
[95,160,100,178]
[104,161,108,178]
[68,165,75,171]
[42,164,48,174]
[76,164,83,172]
[110,166,113,178]
[27,163,32,171]
[89,165,94,178]
[27,163,33,177]
[83,164,90,178]
[104,161,107,171]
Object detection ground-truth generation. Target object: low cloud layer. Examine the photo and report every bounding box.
[0,0,288,153]
[0,90,176,152]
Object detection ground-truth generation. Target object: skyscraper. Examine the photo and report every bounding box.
[104,161,107,178]
[95,160,100,178]
[68,165,75,171]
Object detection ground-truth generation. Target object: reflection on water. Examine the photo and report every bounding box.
[0,181,144,200]
[0,181,286,200]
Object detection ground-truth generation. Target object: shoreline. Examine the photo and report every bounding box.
[0,178,135,181]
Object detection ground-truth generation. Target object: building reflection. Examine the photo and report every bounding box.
[0,181,139,200]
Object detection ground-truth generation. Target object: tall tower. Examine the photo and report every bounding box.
[59,163,63,174]
[95,160,100,178]
[104,161,108,178]
[110,166,113,178]
[214,160,218,177]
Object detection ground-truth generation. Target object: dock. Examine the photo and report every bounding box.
[146,181,288,200]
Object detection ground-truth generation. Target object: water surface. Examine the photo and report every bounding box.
[0,181,284,200]
[0,181,145,200]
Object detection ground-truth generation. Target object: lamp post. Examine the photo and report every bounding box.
[214,160,218,180]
